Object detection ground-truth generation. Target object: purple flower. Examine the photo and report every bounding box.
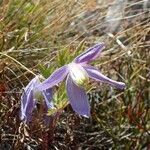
[37,43,126,117]
[20,75,54,123]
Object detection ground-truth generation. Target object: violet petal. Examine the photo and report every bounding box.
[74,43,105,64]
[37,65,69,91]
[20,77,38,122]
[66,75,90,117]
[42,88,54,109]
[84,65,126,89]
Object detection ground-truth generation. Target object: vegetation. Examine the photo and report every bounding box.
[0,0,149,149]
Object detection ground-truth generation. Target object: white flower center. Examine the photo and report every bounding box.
[68,63,88,86]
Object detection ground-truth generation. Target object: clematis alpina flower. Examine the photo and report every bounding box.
[20,75,54,123]
[37,43,126,117]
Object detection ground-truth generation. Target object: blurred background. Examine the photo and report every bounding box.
[0,0,149,149]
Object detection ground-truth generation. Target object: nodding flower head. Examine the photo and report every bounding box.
[37,43,126,117]
[20,75,54,123]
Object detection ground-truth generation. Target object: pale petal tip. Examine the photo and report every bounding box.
[82,114,90,118]
[92,43,105,52]
[97,42,105,49]
[99,42,105,46]
[118,82,126,89]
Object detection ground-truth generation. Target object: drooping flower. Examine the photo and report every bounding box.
[37,43,126,117]
[20,75,54,123]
